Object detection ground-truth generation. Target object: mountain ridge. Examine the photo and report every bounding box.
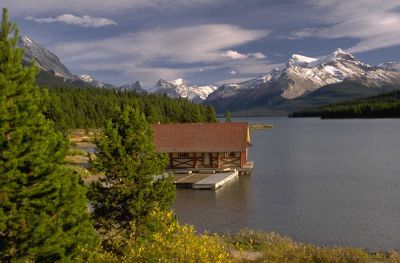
[205,49,400,113]
[17,36,400,112]
[18,35,115,88]
[151,78,218,103]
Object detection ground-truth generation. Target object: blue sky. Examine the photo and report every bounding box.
[3,0,400,87]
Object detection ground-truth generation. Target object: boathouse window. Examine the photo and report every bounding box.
[178,153,189,158]
[224,152,236,157]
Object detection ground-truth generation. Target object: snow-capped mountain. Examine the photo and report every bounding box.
[209,49,400,101]
[18,35,115,88]
[279,48,400,98]
[19,36,76,80]
[207,78,268,100]
[120,81,145,93]
[151,78,217,103]
[377,62,400,72]
[79,74,103,87]
[205,49,400,113]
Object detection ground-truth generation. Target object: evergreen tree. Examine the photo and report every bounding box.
[0,9,97,261]
[225,110,231,122]
[89,107,175,248]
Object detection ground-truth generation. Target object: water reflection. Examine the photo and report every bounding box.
[173,176,252,234]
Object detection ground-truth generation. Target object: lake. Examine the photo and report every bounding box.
[172,117,400,250]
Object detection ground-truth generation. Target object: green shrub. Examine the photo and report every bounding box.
[81,210,231,263]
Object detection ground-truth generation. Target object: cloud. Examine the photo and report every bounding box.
[53,23,269,64]
[222,50,267,60]
[248,52,266,59]
[77,61,224,87]
[223,50,248,60]
[4,0,218,15]
[230,70,237,75]
[26,14,117,28]
[51,23,270,85]
[289,1,400,53]
[288,27,320,39]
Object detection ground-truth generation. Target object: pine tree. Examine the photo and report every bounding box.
[225,110,231,122]
[0,8,97,261]
[89,107,175,248]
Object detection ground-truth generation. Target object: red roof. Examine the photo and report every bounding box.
[152,122,250,153]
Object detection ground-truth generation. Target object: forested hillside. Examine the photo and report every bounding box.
[42,86,217,129]
[290,90,400,118]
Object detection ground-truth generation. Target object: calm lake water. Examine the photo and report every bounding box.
[172,117,400,250]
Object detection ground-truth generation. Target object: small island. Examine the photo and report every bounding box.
[249,124,274,130]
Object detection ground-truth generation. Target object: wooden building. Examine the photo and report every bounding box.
[152,122,252,171]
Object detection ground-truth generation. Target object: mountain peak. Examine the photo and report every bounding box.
[171,78,185,86]
[121,80,144,92]
[289,54,318,67]
[18,35,76,80]
[330,48,356,61]
[334,48,344,53]
[153,79,216,102]
[156,79,169,86]
[79,73,108,87]
[80,74,95,83]
[21,35,34,46]
[287,48,361,69]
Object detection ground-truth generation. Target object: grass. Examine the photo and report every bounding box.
[224,230,400,263]
[67,148,88,157]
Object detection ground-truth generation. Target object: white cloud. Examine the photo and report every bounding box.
[53,24,269,64]
[248,52,266,59]
[223,50,248,60]
[26,14,117,28]
[227,60,282,75]
[290,1,400,53]
[230,70,237,75]
[222,50,267,60]
[51,24,270,85]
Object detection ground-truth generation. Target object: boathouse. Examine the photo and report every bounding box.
[152,122,252,172]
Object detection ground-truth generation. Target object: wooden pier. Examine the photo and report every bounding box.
[172,169,239,190]
[193,170,238,190]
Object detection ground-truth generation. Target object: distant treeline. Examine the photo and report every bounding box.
[290,90,400,118]
[42,86,217,129]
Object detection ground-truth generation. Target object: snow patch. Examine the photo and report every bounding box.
[290,54,318,66]
[80,74,95,83]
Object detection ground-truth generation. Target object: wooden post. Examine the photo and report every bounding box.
[169,153,173,168]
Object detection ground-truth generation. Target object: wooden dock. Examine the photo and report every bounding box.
[239,161,254,175]
[193,170,238,190]
[164,160,253,190]
[172,170,238,190]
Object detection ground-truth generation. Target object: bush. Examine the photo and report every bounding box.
[81,210,231,263]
